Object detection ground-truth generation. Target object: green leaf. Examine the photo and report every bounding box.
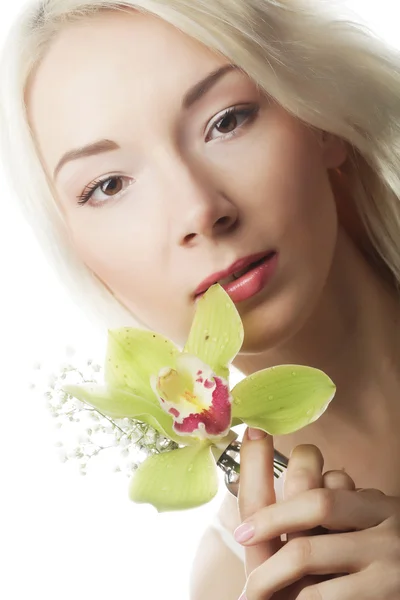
[184,284,243,378]
[62,383,195,446]
[129,443,219,512]
[231,365,335,435]
[104,328,179,402]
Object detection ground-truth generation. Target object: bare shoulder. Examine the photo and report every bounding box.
[189,492,245,600]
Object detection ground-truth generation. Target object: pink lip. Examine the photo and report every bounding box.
[194,251,278,302]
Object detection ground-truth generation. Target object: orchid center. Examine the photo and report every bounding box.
[151,353,232,440]
[156,367,206,412]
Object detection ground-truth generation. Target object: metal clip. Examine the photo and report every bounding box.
[217,440,288,497]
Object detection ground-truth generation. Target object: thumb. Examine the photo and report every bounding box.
[237,427,282,574]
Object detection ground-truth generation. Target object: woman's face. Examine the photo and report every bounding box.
[28,10,347,350]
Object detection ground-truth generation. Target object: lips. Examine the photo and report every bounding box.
[218,257,267,285]
[194,251,276,298]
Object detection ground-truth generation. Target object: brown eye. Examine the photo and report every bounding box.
[77,175,134,207]
[101,177,123,196]
[216,113,238,134]
[206,106,258,142]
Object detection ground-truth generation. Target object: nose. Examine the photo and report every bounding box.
[172,165,239,247]
[180,198,238,246]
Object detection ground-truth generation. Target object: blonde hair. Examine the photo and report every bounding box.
[1,0,400,331]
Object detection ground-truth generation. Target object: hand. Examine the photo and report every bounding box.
[237,430,400,599]
[237,428,355,597]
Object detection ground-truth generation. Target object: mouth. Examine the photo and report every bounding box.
[194,250,278,303]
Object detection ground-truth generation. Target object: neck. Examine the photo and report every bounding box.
[234,230,400,433]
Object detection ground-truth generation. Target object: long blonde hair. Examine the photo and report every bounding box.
[1,0,400,330]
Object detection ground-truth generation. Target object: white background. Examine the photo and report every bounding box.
[0,1,399,598]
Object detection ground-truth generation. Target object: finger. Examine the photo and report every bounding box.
[281,575,343,599]
[237,488,394,545]
[356,487,387,497]
[284,445,324,499]
[318,471,356,535]
[284,444,324,542]
[300,569,399,600]
[323,469,356,491]
[245,569,386,600]
[237,428,281,574]
[244,532,366,599]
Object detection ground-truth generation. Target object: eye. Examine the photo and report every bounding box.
[206,105,259,142]
[77,175,134,207]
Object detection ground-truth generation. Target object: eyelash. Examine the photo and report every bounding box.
[76,175,131,207]
[205,104,258,141]
[77,104,259,207]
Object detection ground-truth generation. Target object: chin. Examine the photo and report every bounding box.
[238,283,323,355]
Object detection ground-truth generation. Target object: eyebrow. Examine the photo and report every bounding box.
[182,63,239,109]
[53,139,120,180]
[53,63,239,180]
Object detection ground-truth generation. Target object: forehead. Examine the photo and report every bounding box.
[27,10,227,170]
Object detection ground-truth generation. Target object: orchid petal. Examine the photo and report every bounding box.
[129,443,219,512]
[231,365,335,435]
[63,383,195,446]
[105,328,179,401]
[184,285,243,378]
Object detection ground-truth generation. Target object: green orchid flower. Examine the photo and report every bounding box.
[64,284,335,513]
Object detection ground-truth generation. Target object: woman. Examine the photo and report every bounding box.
[1,1,400,598]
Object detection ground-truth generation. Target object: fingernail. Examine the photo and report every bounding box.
[247,427,267,440]
[234,522,255,543]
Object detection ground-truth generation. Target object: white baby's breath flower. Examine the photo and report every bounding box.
[33,348,179,477]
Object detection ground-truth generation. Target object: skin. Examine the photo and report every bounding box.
[26,8,400,599]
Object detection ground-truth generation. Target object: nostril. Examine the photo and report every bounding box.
[183,232,197,245]
[215,215,234,229]
[181,213,238,246]
[215,215,238,233]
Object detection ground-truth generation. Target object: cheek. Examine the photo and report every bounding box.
[67,213,160,304]
[66,214,192,341]
[235,124,338,257]
[68,213,149,274]
[280,163,338,259]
